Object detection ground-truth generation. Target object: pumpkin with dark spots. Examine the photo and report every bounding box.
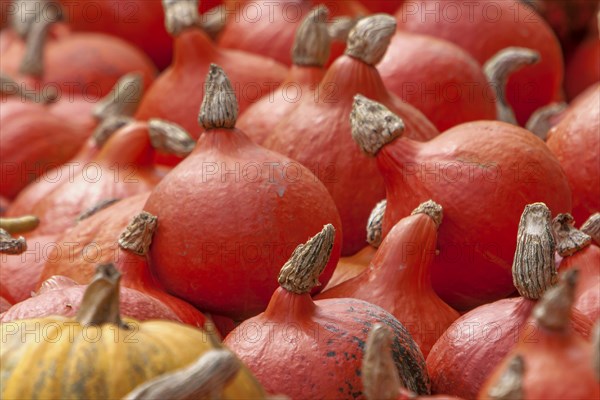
[224,226,430,399]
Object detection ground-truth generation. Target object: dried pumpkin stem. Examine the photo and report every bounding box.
[0,215,39,234]
[92,73,144,121]
[11,0,38,38]
[92,116,135,147]
[532,269,578,331]
[163,0,201,36]
[525,102,567,140]
[278,224,335,294]
[366,199,386,248]
[148,119,196,157]
[76,199,121,222]
[345,14,396,65]
[76,263,128,328]
[19,2,62,77]
[123,349,240,400]
[411,200,443,229]
[198,64,238,130]
[328,16,359,43]
[0,228,27,254]
[484,47,541,125]
[362,324,403,400]
[200,5,226,41]
[118,212,158,256]
[292,5,331,67]
[486,355,525,400]
[580,213,600,247]
[350,94,404,156]
[552,213,592,257]
[512,203,557,300]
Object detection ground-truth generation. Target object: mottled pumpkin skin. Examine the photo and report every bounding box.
[224,293,430,399]
[0,317,265,399]
[559,244,600,321]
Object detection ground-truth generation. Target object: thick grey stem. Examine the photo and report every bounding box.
[92,73,144,121]
[0,228,27,254]
[512,203,557,300]
[345,14,396,65]
[200,5,226,40]
[366,200,386,248]
[148,119,195,157]
[484,47,541,125]
[118,212,158,256]
[163,0,201,36]
[362,324,403,400]
[552,213,591,257]
[292,5,330,67]
[18,2,62,77]
[278,224,335,294]
[350,94,404,156]
[328,16,359,43]
[486,355,525,400]
[411,200,443,229]
[580,213,600,247]
[532,269,578,332]
[525,102,567,140]
[123,350,240,400]
[198,64,238,130]
[91,116,135,147]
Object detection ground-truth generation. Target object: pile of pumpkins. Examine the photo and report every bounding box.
[0,0,598,398]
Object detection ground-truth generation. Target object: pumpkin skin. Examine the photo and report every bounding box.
[546,84,600,224]
[395,0,564,126]
[264,23,440,255]
[377,31,496,132]
[324,245,375,290]
[559,243,600,322]
[134,12,288,144]
[0,99,90,200]
[0,276,182,323]
[28,121,166,236]
[358,0,403,14]
[217,0,368,66]
[426,298,592,400]
[373,121,571,309]
[565,36,600,101]
[0,318,263,399]
[318,204,460,358]
[0,234,60,302]
[225,294,431,398]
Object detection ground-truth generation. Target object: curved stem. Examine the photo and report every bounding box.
[163,0,201,36]
[118,212,158,256]
[292,5,331,67]
[198,64,238,130]
[92,73,144,121]
[532,269,578,332]
[525,102,567,140]
[76,199,121,222]
[75,263,128,329]
[0,228,27,254]
[0,215,39,234]
[328,16,359,43]
[123,349,240,400]
[350,94,405,156]
[366,200,386,248]
[486,355,525,400]
[552,213,592,257]
[18,2,62,77]
[92,116,135,147]
[345,14,396,65]
[278,224,335,294]
[148,119,196,157]
[200,5,226,41]
[512,203,557,300]
[484,47,541,125]
[580,213,600,247]
[362,324,402,400]
[411,200,443,229]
